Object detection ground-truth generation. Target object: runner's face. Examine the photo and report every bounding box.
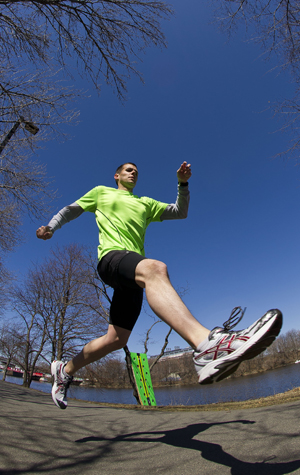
[115,164,138,190]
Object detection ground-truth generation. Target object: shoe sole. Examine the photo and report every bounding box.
[199,309,283,385]
[51,361,67,409]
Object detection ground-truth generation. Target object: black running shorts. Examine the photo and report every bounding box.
[97,250,146,331]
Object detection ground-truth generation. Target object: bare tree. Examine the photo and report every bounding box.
[283,329,300,361]
[11,288,48,388]
[0,62,80,216]
[32,244,108,362]
[0,1,172,281]
[212,0,300,159]
[0,65,79,276]
[1,0,173,100]
[0,259,13,314]
[271,96,300,159]
[0,62,80,152]
[0,324,24,380]
[143,320,172,371]
[0,0,173,171]
[6,243,109,386]
[213,0,300,65]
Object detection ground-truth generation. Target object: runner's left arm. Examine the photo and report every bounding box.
[160,161,191,220]
[160,184,190,220]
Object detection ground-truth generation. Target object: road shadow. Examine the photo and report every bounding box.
[76,420,300,474]
[2,381,300,474]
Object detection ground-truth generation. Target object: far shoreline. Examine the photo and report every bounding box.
[2,379,300,412]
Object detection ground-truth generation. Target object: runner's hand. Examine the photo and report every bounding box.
[177,162,192,183]
[36,226,53,240]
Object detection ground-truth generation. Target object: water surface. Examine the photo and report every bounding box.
[1,363,299,406]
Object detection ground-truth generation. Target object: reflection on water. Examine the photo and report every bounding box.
[1,363,300,406]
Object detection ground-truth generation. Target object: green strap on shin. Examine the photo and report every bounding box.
[130,352,156,406]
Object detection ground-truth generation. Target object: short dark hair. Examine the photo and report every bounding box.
[115,162,138,185]
[115,162,138,175]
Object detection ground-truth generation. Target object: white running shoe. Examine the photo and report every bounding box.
[194,308,282,385]
[51,360,73,409]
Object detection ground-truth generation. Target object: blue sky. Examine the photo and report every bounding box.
[5,0,300,356]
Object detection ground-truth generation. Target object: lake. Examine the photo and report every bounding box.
[2,363,300,406]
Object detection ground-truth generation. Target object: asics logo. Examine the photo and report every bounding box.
[194,335,249,361]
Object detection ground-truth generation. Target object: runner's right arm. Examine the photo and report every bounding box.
[36,203,84,240]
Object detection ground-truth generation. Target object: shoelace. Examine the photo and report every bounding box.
[59,376,73,397]
[222,306,246,332]
[57,371,73,392]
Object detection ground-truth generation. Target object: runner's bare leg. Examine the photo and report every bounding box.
[66,258,209,376]
[65,325,131,376]
[135,259,210,348]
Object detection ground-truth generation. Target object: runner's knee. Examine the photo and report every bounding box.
[138,259,169,282]
[106,327,130,350]
[113,333,129,349]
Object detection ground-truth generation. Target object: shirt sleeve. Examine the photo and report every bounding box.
[47,203,84,233]
[145,198,169,223]
[160,184,190,221]
[76,186,99,212]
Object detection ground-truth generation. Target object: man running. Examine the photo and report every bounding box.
[36,162,282,409]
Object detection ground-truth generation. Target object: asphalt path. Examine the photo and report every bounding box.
[1,380,300,475]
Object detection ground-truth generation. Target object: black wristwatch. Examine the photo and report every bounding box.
[178,182,189,187]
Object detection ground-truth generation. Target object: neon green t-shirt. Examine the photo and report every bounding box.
[76,186,168,261]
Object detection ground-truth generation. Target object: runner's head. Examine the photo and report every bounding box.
[114,163,138,191]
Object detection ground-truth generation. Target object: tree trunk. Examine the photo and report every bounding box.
[123,345,140,405]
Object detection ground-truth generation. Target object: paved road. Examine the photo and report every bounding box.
[1,380,300,475]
